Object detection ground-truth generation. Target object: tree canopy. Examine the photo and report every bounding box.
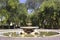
[0,0,60,29]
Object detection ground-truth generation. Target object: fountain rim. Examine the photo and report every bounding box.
[20,26,39,29]
[0,29,60,38]
[0,30,60,38]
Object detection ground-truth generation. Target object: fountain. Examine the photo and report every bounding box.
[20,22,39,34]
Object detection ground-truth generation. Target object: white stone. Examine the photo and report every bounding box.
[9,34,11,37]
[21,31,24,33]
[31,32,35,35]
[34,35,37,37]
[43,35,45,37]
[21,35,25,37]
[16,32,20,35]
[10,22,13,26]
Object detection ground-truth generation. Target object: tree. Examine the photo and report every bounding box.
[6,0,28,27]
[0,9,10,28]
[17,4,28,26]
[38,0,60,29]
[7,0,19,10]
[30,13,39,26]
[0,0,28,28]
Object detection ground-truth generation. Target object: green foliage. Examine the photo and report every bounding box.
[38,0,60,29]
[8,0,19,9]
[31,13,39,26]
[0,0,28,28]
[7,0,28,26]
[0,0,60,29]
[0,9,10,25]
[17,4,28,26]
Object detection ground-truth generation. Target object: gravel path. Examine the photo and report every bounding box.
[0,29,60,40]
[0,36,60,40]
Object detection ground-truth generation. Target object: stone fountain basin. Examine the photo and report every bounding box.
[0,29,60,38]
